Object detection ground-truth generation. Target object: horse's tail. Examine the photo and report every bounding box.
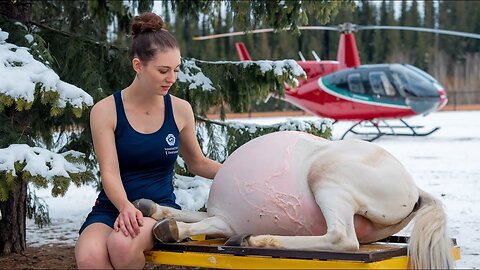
[408,189,454,269]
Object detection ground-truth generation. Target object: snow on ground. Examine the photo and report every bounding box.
[27,110,480,268]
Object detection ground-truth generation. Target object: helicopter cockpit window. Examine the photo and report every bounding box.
[347,73,365,94]
[368,71,396,96]
[391,72,407,97]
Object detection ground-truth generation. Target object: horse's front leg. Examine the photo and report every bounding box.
[133,198,210,223]
[152,216,235,243]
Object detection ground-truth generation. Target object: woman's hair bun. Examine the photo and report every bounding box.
[131,12,166,38]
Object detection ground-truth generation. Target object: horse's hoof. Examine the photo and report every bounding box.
[152,218,179,243]
[133,198,156,217]
[224,234,252,246]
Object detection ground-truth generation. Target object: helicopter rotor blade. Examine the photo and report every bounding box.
[193,24,480,41]
[193,26,338,40]
[193,28,275,40]
[298,26,339,31]
[357,25,480,39]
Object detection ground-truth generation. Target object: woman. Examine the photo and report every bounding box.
[75,12,221,269]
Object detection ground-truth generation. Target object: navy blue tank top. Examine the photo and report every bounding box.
[95,90,181,210]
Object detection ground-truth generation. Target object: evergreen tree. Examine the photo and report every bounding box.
[438,0,460,59]
[405,0,425,68]
[385,0,401,62]
[357,0,376,63]
[398,0,408,50]
[298,13,325,62]
[0,16,94,254]
[423,0,436,68]
[374,0,391,63]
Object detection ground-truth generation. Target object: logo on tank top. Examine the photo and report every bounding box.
[166,134,176,146]
[165,134,179,155]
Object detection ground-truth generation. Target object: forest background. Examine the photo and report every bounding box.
[159,0,480,109]
[160,0,480,109]
[4,0,480,114]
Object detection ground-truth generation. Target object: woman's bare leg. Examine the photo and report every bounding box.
[75,223,113,269]
[107,217,157,269]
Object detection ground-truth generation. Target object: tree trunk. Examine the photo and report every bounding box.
[0,177,27,255]
[0,0,32,23]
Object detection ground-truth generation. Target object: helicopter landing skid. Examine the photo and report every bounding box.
[340,119,440,142]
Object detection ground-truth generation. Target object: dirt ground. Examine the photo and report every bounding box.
[0,244,199,269]
[0,245,77,269]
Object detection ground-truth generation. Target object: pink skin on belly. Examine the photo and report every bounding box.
[208,132,378,238]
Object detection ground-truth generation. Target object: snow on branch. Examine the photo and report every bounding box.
[177,57,306,92]
[175,57,307,116]
[0,28,93,115]
[177,58,215,91]
[241,59,306,83]
[0,144,93,200]
[227,118,332,134]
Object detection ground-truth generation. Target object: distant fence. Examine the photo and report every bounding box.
[445,90,480,111]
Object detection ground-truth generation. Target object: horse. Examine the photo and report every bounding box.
[134,131,454,269]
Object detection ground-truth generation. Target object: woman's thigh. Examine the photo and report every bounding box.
[107,217,157,252]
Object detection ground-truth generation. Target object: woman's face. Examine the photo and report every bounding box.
[136,48,181,95]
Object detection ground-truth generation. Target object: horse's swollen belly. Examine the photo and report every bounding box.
[208,132,328,236]
[205,131,419,244]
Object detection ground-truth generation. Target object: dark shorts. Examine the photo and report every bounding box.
[79,200,118,235]
[78,199,181,235]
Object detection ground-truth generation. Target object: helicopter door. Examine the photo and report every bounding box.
[369,71,396,97]
[366,71,403,113]
[347,73,365,95]
[390,72,408,97]
[346,73,364,111]
[347,73,371,114]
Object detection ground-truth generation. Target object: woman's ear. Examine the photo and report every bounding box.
[132,57,143,73]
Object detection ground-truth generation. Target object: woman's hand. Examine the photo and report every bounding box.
[114,201,144,238]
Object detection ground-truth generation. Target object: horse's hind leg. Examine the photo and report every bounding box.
[243,186,359,251]
[153,216,235,243]
[133,198,210,223]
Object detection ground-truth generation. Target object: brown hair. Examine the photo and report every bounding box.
[130,12,179,63]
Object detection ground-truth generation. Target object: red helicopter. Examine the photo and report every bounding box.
[194,23,480,140]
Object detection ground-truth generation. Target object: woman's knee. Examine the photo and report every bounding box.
[75,242,111,269]
[107,219,156,267]
[75,223,113,269]
[107,232,139,265]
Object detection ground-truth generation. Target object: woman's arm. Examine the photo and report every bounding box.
[176,99,221,179]
[90,97,143,237]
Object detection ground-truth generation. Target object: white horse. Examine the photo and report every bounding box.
[134,131,454,269]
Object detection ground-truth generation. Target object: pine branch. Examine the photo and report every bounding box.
[28,20,128,51]
[195,115,228,126]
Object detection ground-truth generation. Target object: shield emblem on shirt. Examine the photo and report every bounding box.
[166,134,176,146]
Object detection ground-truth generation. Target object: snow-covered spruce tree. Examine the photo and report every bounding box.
[0,24,94,254]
